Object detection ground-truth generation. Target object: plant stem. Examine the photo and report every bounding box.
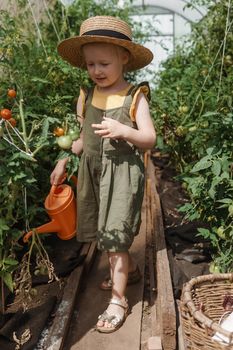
[19,99,29,154]
[1,277,5,314]
[32,144,45,157]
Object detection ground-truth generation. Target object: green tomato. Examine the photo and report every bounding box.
[188,126,197,132]
[182,106,189,113]
[216,226,226,240]
[209,261,220,274]
[224,55,233,65]
[178,106,183,113]
[68,128,79,141]
[57,135,73,150]
[201,69,208,76]
[178,105,189,113]
[201,121,209,128]
[175,125,187,137]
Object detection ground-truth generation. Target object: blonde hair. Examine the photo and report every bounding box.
[82,42,130,72]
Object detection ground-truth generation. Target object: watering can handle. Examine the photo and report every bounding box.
[49,174,77,201]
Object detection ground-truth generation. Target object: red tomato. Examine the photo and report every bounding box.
[7,89,17,98]
[0,108,12,120]
[53,127,64,137]
[8,117,17,127]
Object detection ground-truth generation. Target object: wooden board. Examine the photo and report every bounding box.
[146,152,177,350]
[43,242,97,350]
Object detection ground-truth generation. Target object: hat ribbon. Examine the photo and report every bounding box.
[81,29,131,41]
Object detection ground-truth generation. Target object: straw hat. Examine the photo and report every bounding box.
[57,16,153,72]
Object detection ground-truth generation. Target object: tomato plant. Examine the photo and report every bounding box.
[151,0,233,271]
[0,0,144,302]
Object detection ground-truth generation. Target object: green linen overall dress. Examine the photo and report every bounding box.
[77,83,149,252]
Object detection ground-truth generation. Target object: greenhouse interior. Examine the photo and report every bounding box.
[0,1,233,349]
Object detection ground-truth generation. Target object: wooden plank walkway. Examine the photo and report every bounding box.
[63,194,148,350]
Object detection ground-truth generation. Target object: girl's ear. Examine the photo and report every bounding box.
[121,50,130,65]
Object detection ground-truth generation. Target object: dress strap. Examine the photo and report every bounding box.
[129,82,150,121]
[78,86,94,118]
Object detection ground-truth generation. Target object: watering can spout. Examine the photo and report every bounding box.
[23,181,77,243]
[23,220,60,243]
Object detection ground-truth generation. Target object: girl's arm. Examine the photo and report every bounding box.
[92,93,156,149]
[50,157,68,185]
[125,92,156,149]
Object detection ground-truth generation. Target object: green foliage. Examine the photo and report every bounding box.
[151,0,233,271]
[0,0,135,293]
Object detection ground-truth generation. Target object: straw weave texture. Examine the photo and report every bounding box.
[80,16,132,39]
[180,273,233,350]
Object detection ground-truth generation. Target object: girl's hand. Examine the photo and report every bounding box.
[50,158,68,185]
[71,138,83,155]
[92,117,125,140]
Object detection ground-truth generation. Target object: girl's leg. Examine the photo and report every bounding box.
[99,251,140,290]
[109,251,128,299]
[97,251,129,329]
[128,252,138,273]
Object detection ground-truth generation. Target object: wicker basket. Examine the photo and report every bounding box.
[180,273,233,350]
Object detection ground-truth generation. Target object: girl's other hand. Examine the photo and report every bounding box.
[71,138,83,155]
[92,117,125,140]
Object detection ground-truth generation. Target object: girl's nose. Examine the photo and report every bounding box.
[94,65,101,75]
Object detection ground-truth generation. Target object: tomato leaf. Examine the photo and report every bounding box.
[191,159,212,173]
[2,271,14,292]
[4,258,18,265]
[211,160,221,176]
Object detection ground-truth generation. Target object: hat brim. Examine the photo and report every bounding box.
[57,36,153,72]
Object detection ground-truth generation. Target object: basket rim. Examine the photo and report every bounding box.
[182,273,233,341]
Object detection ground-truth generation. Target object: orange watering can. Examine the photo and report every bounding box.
[23,177,77,243]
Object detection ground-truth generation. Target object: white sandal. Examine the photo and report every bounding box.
[96,297,129,333]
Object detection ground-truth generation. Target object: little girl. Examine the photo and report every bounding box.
[50,15,156,333]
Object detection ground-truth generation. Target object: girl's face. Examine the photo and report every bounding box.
[82,43,129,90]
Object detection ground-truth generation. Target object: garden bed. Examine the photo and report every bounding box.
[151,151,211,298]
[0,236,85,350]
